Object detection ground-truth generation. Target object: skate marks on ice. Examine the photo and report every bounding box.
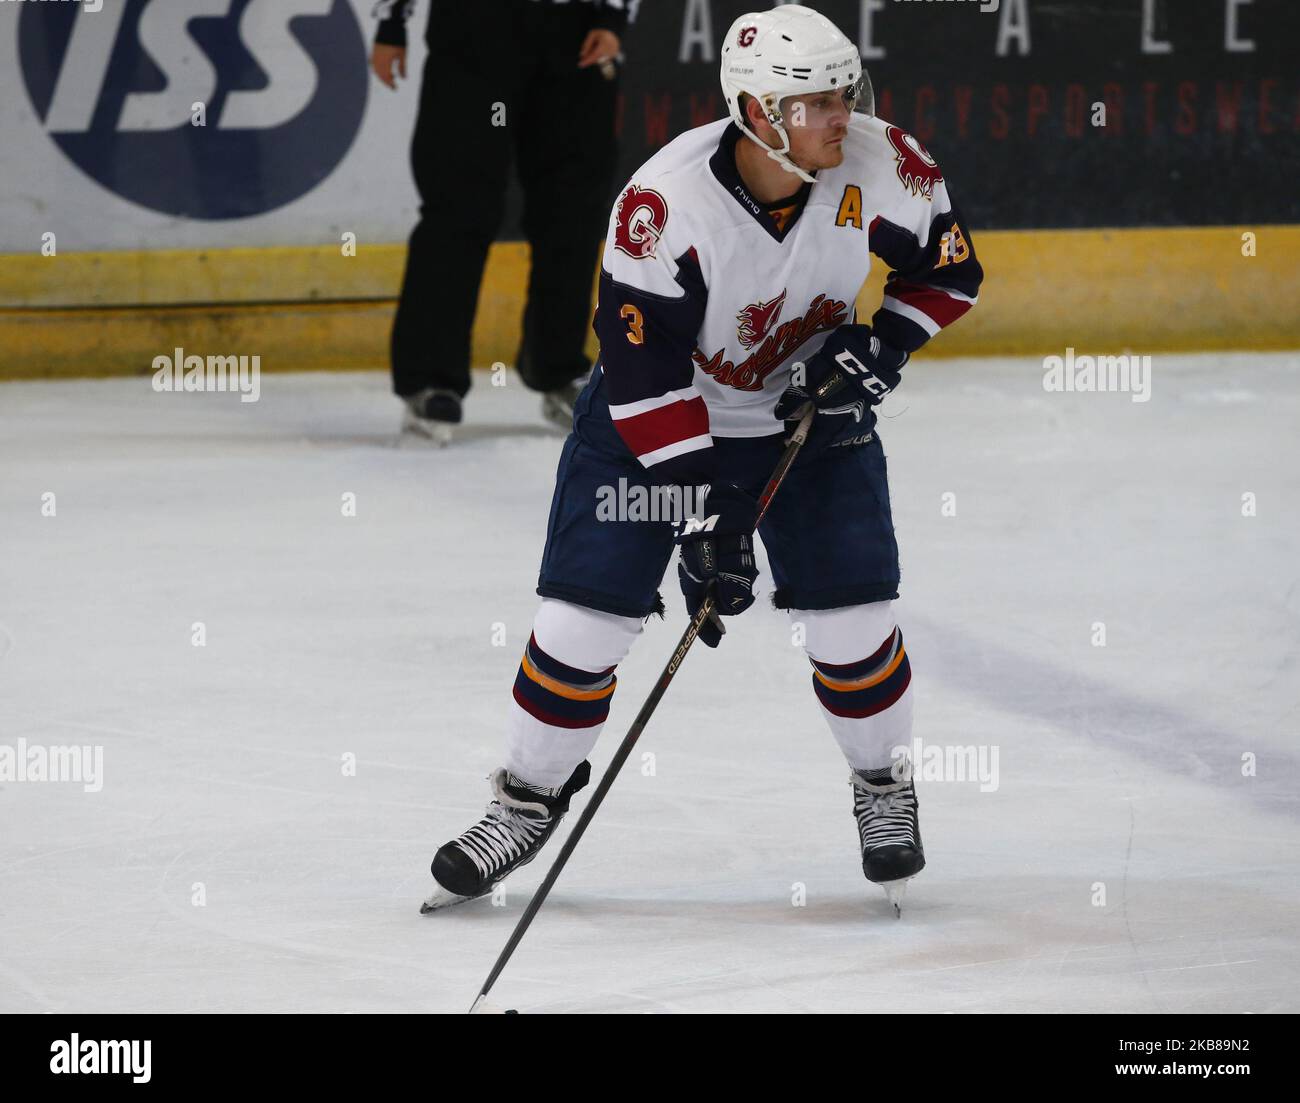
[2,363,1296,1012]
[444,874,1293,1013]
[393,422,560,450]
[903,611,1300,817]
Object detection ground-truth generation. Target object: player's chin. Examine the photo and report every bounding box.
[820,142,846,167]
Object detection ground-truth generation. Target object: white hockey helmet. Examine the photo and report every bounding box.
[720,5,872,184]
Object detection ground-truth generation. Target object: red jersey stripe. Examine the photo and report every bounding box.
[613,395,710,459]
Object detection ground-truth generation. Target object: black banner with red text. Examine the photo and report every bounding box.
[541,0,1298,231]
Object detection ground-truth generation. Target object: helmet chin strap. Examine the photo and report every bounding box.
[766,146,817,184]
[736,117,818,185]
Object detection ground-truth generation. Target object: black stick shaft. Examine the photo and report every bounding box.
[470,406,815,1011]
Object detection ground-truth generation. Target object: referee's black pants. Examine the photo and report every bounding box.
[390,0,619,398]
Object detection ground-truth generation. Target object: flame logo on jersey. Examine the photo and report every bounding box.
[695,293,848,392]
[613,184,669,260]
[738,25,757,47]
[885,125,943,201]
[736,290,787,350]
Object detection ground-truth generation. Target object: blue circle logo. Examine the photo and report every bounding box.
[19,0,368,220]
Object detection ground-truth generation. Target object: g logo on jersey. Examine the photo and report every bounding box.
[613,184,668,260]
[18,0,367,220]
[736,290,786,351]
[885,125,943,201]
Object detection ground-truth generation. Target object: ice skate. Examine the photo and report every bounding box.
[850,766,925,917]
[420,761,591,914]
[540,373,589,432]
[400,387,461,446]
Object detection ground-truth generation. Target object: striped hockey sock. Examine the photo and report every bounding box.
[810,625,912,719]
[505,626,630,788]
[512,631,618,730]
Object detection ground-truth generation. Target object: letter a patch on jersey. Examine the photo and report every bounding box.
[614,185,669,260]
[835,184,863,229]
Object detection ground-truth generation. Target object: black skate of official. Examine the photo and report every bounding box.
[420,761,591,914]
[850,766,925,917]
[539,372,590,434]
[400,387,461,447]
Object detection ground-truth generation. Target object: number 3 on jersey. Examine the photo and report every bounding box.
[620,304,645,345]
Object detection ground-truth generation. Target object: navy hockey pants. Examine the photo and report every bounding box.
[535,373,902,618]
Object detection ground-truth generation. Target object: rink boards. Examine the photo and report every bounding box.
[1,224,1296,380]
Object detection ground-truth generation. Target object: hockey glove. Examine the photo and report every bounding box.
[676,482,759,648]
[775,325,908,453]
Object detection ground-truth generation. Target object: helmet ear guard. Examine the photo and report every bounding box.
[735,91,811,183]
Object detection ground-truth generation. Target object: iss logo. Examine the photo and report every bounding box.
[18,0,367,220]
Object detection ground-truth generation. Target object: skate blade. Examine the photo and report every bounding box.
[400,414,454,447]
[540,399,573,434]
[880,878,911,918]
[419,884,478,914]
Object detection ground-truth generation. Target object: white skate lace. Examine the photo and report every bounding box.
[851,777,918,851]
[456,804,548,880]
[454,770,555,881]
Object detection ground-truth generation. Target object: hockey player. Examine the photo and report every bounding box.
[422,6,983,915]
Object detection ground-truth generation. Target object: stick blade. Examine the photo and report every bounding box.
[469,994,517,1014]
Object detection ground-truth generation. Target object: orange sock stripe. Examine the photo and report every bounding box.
[813,642,907,693]
[520,652,617,702]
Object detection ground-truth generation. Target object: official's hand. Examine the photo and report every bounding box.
[371,43,407,90]
[578,29,620,69]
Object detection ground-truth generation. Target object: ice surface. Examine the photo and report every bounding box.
[1,354,1297,1013]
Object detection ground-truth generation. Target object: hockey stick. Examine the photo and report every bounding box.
[469,403,816,1014]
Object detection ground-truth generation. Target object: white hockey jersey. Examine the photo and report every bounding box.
[593,114,983,484]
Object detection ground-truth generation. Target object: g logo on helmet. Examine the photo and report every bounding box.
[738,25,757,47]
[613,185,669,260]
[18,0,367,220]
[885,125,943,201]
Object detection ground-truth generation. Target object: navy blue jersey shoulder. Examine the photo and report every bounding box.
[594,247,708,410]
